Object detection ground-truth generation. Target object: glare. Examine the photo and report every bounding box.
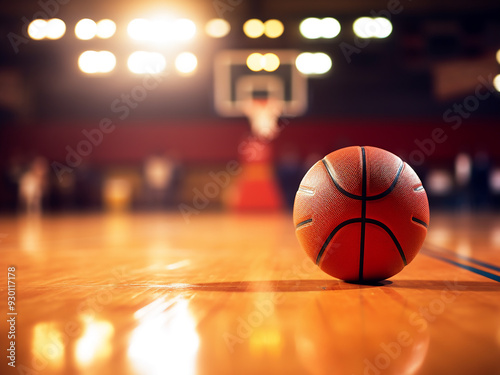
[165,259,191,270]
[353,17,392,38]
[128,298,199,375]
[494,74,500,92]
[175,19,196,41]
[175,52,198,74]
[496,50,500,64]
[96,19,116,39]
[46,18,66,39]
[250,328,283,355]
[264,19,284,38]
[78,51,116,74]
[32,323,64,369]
[300,17,340,39]
[128,51,166,74]
[243,19,265,38]
[205,18,230,38]
[246,53,280,72]
[28,19,48,40]
[128,18,195,43]
[296,52,332,75]
[75,320,114,366]
[75,18,97,40]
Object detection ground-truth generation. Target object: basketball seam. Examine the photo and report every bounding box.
[411,217,428,228]
[365,218,407,265]
[359,147,367,281]
[316,219,408,267]
[296,218,313,228]
[315,218,361,264]
[321,158,404,201]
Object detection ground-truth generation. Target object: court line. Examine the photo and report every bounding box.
[425,243,500,273]
[422,249,500,283]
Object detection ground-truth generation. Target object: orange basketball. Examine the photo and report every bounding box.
[293,146,429,282]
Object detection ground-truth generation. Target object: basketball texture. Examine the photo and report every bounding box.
[293,146,429,282]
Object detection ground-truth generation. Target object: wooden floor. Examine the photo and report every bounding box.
[1,211,500,375]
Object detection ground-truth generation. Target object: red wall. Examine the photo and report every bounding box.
[1,117,498,166]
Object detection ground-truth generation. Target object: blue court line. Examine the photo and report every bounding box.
[423,250,500,283]
[426,244,500,273]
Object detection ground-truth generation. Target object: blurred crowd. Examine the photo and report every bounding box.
[0,150,499,215]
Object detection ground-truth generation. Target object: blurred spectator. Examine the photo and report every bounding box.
[143,152,179,208]
[454,152,472,209]
[18,156,49,215]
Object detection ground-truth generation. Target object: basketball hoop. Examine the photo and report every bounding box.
[241,97,284,141]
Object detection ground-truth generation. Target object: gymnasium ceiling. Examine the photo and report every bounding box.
[0,0,499,121]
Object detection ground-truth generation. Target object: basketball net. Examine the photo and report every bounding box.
[241,98,283,141]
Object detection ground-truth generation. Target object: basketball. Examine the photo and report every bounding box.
[293,146,429,282]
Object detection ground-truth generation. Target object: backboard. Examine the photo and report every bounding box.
[213,49,308,118]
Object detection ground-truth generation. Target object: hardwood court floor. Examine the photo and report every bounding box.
[0,211,499,375]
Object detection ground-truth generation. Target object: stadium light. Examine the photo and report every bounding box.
[353,17,392,38]
[127,18,196,43]
[264,19,284,38]
[321,18,341,38]
[243,19,265,38]
[262,53,280,71]
[28,19,66,40]
[127,19,149,41]
[295,52,332,75]
[246,53,280,72]
[46,18,66,39]
[96,19,116,39]
[175,52,198,75]
[128,51,166,74]
[300,17,341,39]
[28,19,47,40]
[300,18,321,39]
[205,18,230,38]
[494,74,500,92]
[78,51,116,74]
[75,19,97,40]
[246,53,262,72]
